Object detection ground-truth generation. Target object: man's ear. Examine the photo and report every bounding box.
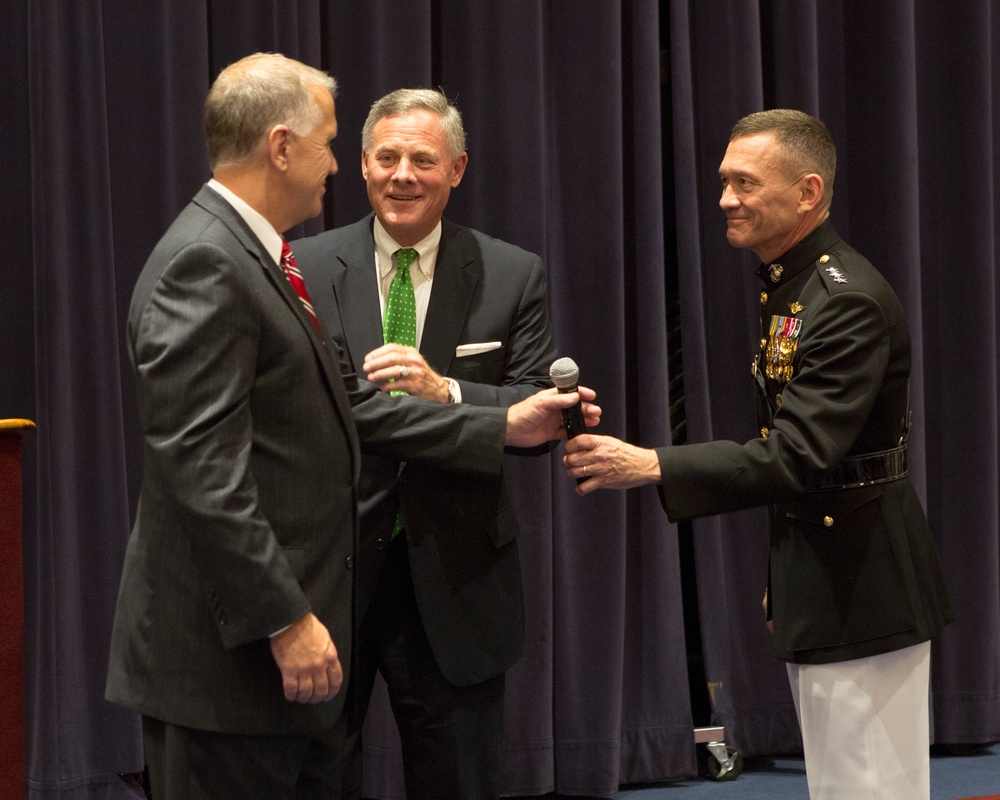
[268,124,293,171]
[798,173,824,212]
[450,152,469,188]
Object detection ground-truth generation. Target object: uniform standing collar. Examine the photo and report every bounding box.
[756,220,841,287]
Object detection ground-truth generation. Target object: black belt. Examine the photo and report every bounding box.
[809,445,908,491]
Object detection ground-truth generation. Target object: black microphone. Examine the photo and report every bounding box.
[549,357,587,440]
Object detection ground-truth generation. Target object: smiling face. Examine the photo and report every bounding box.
[718,133,821,264]
[361,109,468,246]
[285,85,339,226]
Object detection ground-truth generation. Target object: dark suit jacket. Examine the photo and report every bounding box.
[656,222,953,664]
[105,187,509,735]
[293,214,557,686]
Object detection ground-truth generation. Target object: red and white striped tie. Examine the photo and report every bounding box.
[280,239,322,337]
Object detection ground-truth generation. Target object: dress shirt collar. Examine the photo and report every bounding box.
[373,217,441,280]
[207,178,284,266]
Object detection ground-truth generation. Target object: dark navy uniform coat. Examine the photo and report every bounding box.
[657,221,953,664]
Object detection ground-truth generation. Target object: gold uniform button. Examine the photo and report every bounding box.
[760,338,767,349]
[760,427,769,439]
[819,254,830,264]
[775,393,783,408]
[760,291,768,305]
[823,516,834,527]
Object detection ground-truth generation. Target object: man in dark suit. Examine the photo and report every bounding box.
[105,56,592,800]
[293,88,558,799]
[563,110,953,799]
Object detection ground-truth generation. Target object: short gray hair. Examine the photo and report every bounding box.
[361,88,466,159]
[730,109,836,208]
[205,52,337,170]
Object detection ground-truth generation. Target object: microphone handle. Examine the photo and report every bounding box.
[561,403,588,440]
[557,386,588,484]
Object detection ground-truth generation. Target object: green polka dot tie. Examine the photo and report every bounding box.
[384,248,418,540]
[383,248,418,396]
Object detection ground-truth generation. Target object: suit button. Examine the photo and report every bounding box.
[345,555,353,569]
[823,516,834,527]
[375,537,387,551]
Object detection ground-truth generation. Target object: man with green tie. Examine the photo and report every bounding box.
[293,88,559,799]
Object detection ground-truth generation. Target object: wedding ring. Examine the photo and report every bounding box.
[399,365,410,378]
[583,465,588,476]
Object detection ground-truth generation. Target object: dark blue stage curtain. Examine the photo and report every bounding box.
[3,1,997,798]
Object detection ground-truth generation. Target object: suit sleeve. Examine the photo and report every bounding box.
[344,367,509,478]
[657,290,891,521]
[129,242,310,648]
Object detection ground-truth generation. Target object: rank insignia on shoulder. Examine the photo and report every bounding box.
[788,301,804,314]
[766,314,802,382]
[825,265,848,283]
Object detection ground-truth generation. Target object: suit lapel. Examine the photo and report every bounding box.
[194,185,361,472]
[330,217,385,373]
[421,221,481,376]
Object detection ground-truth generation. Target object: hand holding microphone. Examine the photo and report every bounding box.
[550,357,589,483]
[551,357,661,493]
[549,357,588,439]
[503,359,599,448]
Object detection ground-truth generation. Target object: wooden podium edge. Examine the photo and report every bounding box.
[0,417,31,799]
[0,420,35,433]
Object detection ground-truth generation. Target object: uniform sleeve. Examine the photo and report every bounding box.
[658,289,891,521]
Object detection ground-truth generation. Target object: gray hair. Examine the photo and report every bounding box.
[205,52,337,170]
[730,109,836,208]
[361,89,466,159]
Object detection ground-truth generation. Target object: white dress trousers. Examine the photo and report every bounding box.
[786,640,931,800]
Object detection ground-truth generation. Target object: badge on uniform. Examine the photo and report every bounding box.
[766,314,802,382]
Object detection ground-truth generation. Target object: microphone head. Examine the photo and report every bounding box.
[549,357,580,390]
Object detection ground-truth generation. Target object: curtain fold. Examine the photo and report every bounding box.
[25,2,143,798]
[5,2,998,798]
